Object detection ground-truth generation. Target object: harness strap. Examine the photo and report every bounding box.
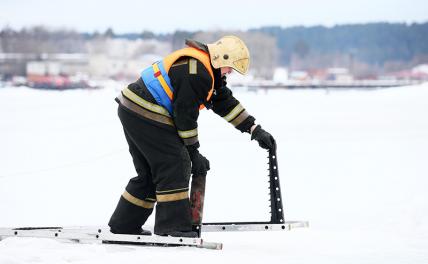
[153,63,174,100]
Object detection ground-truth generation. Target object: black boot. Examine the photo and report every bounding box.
[108,196,153,235]
[153,199,193,236]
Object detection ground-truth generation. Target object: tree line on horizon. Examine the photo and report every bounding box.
[1,22,427,77]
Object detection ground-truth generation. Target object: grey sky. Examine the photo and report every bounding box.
[1,0,427,33]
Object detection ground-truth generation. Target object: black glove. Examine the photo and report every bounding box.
[251,125,276,150]
[187,146,210,177]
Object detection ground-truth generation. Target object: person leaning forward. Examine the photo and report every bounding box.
[108,35,276,238]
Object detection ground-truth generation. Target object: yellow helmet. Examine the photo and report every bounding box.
[207,35,250,75]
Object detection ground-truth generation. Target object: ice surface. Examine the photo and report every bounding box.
[0,83,427,263]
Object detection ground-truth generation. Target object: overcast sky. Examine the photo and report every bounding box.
[1,0,427,33]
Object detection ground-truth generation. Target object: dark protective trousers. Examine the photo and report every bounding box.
[108,106,193,234]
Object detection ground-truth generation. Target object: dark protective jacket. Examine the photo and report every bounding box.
[125,51,255,150]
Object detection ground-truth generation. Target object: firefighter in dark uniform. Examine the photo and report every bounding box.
[108,36,276,238]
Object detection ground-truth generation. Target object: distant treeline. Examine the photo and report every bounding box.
[255,22,428,66]
[110,22,428,69]
[1,22,428,75]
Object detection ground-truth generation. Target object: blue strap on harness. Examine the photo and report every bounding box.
[140,61,174,115]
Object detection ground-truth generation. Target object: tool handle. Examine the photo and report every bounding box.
[190,174,206,237]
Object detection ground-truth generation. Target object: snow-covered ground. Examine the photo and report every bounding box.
[1,83,427,263]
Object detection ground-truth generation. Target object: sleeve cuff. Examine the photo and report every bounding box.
[236,116,256,133]
[178,128,199,146]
